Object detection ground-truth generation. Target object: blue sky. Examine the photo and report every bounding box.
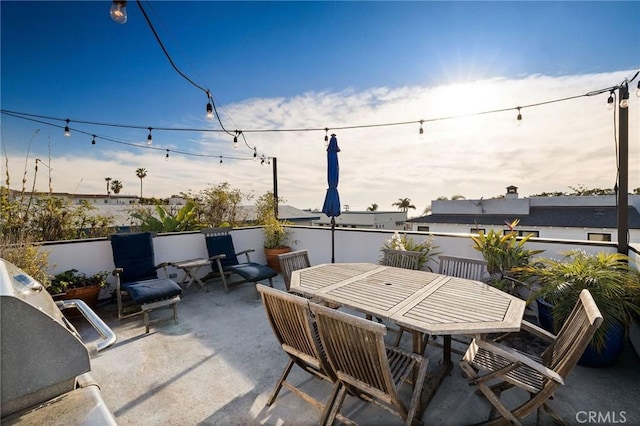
[1,1,639,213]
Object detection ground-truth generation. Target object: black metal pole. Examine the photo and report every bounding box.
[272,157,278,219]
[331,217,336,263]
[617,85,629,255]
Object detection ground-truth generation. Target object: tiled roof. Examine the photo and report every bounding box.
[408,206,640,229]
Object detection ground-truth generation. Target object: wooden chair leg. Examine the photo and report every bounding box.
[172,303,178,324]
[144,310,150,334]
[266,359,294,406]
[320,382,347,426]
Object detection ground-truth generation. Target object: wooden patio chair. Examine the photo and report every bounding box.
[110,232,183,333]
[310,303,429,426]
[381,249,424,347]
[278,249,312,292]
[459,289,603,425]
[278,249,341,309]
[427,255,490,353]
[382,249,421,270]
[437,255,488,282]
[256,284,356,425]
[201,227,276,296]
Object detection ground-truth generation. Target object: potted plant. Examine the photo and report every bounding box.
[471,219,544,296]
[48,269,109,313]
[523,250,640,367]
[262,214,292,272]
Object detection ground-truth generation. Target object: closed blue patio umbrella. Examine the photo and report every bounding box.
[322,134,341,263]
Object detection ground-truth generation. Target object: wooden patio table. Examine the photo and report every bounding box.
[290,263,526,415]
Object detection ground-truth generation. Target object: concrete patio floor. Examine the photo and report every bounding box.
[74,274,640,425]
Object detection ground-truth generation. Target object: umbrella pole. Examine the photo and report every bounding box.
[331,217,335,263]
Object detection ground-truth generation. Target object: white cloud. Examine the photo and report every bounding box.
[4,70,638,214]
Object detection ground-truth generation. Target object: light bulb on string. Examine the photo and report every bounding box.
[324,128,329,146]
[219,156,223,166]
[619,84,629,109]
[91,135,96,145]
[253,147,258,161]
[110,1,127,24]
[147,128,153,145]
[64,119,70,137]
[607,92,615,110]
[636,80,640,98]
[206,101,213,120]
[165,149,169,161]
[233,131,239,149]
[516,107,522,125]
[419,120,424,135]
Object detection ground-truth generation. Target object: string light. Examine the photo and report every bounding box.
[206,100,213,120]
[516,107,522,122]
[607,91,615,110]
[233,131,239,149]
[110,1,128,24]
[219,155,223,166]
[324,128,329,143]
[253,147,257,159]
[64,119,70,137]
[91,135,96,145]
[147,127,153,145]
[636,80,640,98]
[619,82,629,108]
[165,149,169,160]
[419,120,424,135]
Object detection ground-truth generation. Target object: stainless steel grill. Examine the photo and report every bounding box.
[1,258,117,424]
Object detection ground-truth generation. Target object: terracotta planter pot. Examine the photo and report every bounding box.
[61,285,102,318]
[264,246,291,273]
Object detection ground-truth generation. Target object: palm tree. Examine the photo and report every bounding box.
[366,203,379,212]
[105,177,112,196]
[136,168,147,200]
[392,197,415,213]
[110,180,123,195]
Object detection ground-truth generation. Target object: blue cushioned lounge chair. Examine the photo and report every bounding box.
[201,227,276,296]
[110,232,183,333]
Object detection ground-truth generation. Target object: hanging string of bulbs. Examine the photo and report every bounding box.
[102,1,638,156]
[2,72,638,156]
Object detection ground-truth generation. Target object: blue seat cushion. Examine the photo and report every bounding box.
[227,263,277,282]
[111,232,159,283]
[122,278,183,304]
[205,235,239,269]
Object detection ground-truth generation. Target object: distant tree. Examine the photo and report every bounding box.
[436,196,448,200]
[530,185,616,197]
[392,197,416,212]
[105,177,111,196]
[135,168,147,199]
[422,205,432,215]
[184,182,249,227]
[634,188,640,195]
[366,203,379,212]
[110,180,123,194]
[451,194,466,200]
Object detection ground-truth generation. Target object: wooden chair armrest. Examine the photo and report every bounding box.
[112,268,124,276]
[475,339,564,385]
[236,249,255,262]
[521,320,556,343]
[207,254,226,262]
